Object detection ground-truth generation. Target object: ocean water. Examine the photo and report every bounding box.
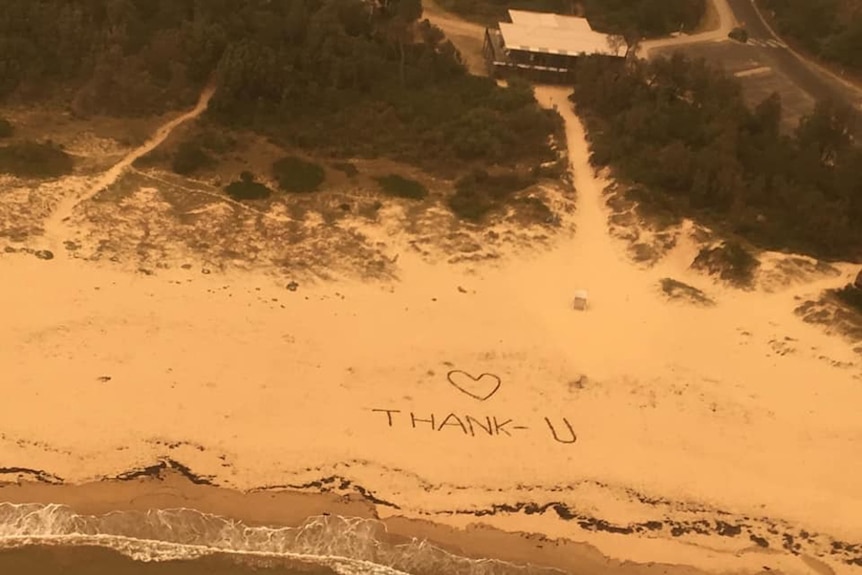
[0,503,563,575]
[0,545,342,575]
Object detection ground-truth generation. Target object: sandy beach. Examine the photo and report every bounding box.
[1,82,861,575]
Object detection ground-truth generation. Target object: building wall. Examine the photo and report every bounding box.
[490,62,575,84]
[483,25,624,84]
[506,49,578,70]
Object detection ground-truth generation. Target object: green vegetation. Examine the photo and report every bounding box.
[0,140,73,178]
[762,0,862,72]
[515,196,556,225]
[225,171,272,201]
[0,117,12,138]
[332,162,359,177]
[581,0,706,37]
[835,284,862,313]
[660,278,715,305]
[436,0,706,37]
[692,242,760,286]
[272,157,326,194]
[0,0,561,213]
[198,129,237,154]
[375,174,429,200]
[448,169,535,221]
[171,141,213,175]
[571,53,862,261]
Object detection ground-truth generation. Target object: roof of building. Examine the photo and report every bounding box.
[498,19,624,57]
[507,9,593,33]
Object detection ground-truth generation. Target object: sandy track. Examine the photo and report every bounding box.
[41,83,217,257]
[422,0,489,75]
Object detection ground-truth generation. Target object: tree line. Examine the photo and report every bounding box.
[761,0,862,73]
[571,53,861,261]
[0,0,559,178]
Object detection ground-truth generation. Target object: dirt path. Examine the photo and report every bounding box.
[640,0,737,58]
[534,84,855,296]
[422,0,488,76]
[41,83,217,257]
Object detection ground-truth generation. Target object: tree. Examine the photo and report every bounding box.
[376,0,423,86]
[795,100,854,165]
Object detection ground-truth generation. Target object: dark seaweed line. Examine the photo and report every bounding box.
[434,501,862,566]
[0,467,63,484]
[113,458,215,485]
[251,475,400,510]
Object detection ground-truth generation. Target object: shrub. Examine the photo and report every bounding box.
[448,186,494,222]
[835,284,862,313]
[272,156,325,193]
[660,278,715,306]
[375,174,428,200]
[225,171,272,200]
[448,169,536,221]
[516,196,556,225]
[0,117,12,138]
[171,140,212,175]
[0,140,74,178]
[728,27,749,43]
[332,161,359,177]
[692,241,760,286]
[199,129,237,153]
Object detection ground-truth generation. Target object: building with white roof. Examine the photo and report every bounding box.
[483,9,625,82]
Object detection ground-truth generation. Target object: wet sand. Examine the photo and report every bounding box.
[0,471,739,575]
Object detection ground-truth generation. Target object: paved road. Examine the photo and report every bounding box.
[728,0,862,108]
[653,0,862,133]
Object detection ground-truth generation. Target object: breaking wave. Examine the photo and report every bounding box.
[0,503,561,575]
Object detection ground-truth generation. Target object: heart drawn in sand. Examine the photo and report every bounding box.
[446,370,502,401]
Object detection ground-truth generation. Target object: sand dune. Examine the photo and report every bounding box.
[1,83,861,575]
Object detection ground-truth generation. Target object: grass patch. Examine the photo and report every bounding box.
[0,140,74,178]
[272,156,325,193]
[692,241,760,287]
[225,171,272,201]
[448,169,535,222]
[375,174,428,200]
[0,117,12,138]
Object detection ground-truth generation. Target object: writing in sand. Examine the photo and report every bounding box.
[371,409,577,444]
[370,369,576,444]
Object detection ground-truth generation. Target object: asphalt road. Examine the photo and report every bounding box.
[654,0,862,133]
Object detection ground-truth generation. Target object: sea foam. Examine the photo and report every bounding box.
[0,503,562,575]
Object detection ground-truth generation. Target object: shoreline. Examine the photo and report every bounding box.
[1,462,860,575]
[0,470,748,575]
